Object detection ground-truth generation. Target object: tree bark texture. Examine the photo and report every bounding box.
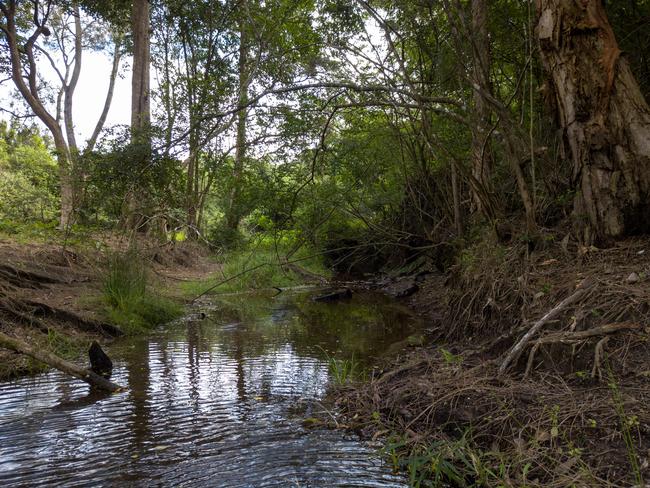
[227,1,250,231]
[470,0,493,215]
[131,0,151,142]
[127,0,152,231]
[536,0,650,243]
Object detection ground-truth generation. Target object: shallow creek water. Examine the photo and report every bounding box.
[0,290,424,487]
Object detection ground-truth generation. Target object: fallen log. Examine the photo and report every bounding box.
[498,277,596,376]
[0,330,123,392]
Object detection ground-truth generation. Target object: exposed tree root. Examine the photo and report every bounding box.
[0,264,67,289]
[523,322,639,378]
[9,299,123,337]
[499,277,597,375]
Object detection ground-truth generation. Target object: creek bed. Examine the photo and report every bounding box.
[0,290,423,487]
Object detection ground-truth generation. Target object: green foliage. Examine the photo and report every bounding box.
[327,356,361,385]
[102,250,182,333]
[183,236,329,295]
[0,121,59,223]
[81,130,185,226]
[382,431,521,488]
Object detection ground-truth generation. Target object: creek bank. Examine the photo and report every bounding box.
[0,235,217,380]
[333,236,650,487]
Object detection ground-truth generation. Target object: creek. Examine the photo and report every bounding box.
[0,290,424,487]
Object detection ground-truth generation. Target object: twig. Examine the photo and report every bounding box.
[592,336,609,380]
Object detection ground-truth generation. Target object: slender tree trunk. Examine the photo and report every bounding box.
[536,0,650,243]
[87,35,122,153]
[63,4,82,159]
[469,0,493,215]
[2,2,74,229]
[226,2,250,231]
[127,0,152,231]
[451,164,463,236]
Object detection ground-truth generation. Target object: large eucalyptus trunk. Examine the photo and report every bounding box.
[536,0,650,243]
[131,0,151,142]
[127,0,152,231]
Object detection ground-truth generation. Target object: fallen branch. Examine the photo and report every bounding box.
[523,322,640,378]
[498,278,596,376]
[533,321,640,345]
[0,330,122,392]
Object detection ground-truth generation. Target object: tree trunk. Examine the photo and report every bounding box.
[469,0,493,216]
[226,2,250,231]
[451,164,463,236]
[127,0,152,231]
[536,0,650,243]
[87,34,122,153]
[2,2,74,229]
[131,0,151,142]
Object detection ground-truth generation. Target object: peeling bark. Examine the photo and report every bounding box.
[536,0,650,243]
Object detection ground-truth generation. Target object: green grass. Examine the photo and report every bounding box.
[382,431,516,488]
[328,355,362,385]
[182,239,330,296]
[607,361,644,486]
[102,250,183,334]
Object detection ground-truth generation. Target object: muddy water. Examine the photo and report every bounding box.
[0,290,422,487]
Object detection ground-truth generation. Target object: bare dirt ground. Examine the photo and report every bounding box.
[0,234,219,379]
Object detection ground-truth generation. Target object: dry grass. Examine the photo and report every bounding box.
[337,236,650,487]
[336,336,650,486]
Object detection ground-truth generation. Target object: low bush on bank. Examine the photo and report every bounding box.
[183,236,329,296]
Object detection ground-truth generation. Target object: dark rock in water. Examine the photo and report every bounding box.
[89,341,113,378]
[312,288,353,302]
[382,278,419,298]
[187,312,207,321]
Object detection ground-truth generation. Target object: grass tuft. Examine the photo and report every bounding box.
[102,250,182,333]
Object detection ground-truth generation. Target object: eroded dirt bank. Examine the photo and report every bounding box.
[337,236,650,487]
[0,235,216,379]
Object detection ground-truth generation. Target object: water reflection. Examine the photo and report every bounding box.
[0,291,419,487]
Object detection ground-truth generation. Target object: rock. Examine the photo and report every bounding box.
[312,288,352,302]
[382,278,419,298]
[626,272,641,284]
[187,312,207,321]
